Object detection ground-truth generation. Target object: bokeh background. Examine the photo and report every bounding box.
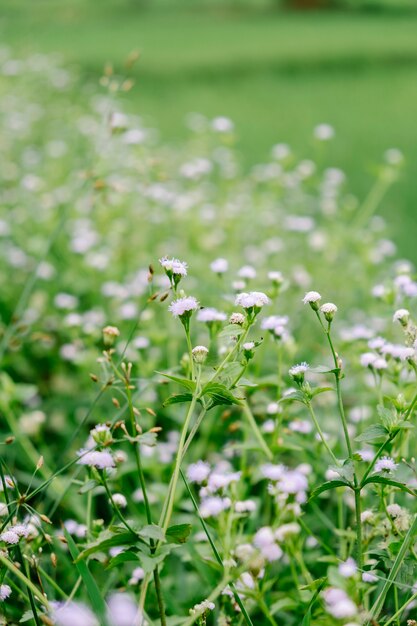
[2,0,417,260]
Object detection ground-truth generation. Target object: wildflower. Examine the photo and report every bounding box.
[107,593,143,626]
[52,601,99,626]
[187,461,211,484]
[268,271,284,285]
[303,291,321,310]
[260,463,286,481]
[192,345,209,363]
[289,362,309,384]
[212,116,234,133]
[261,315,289,331]
[274,523,301,541]
[373,357,388,371]
[374,456,398,474]
[168,296,199,323]
[77,449,115,470]
[361,510,374,524]
[362,571,378,583]
[129,567,145,585]
[90,424,112,446]
[112,493,127,508]
[360,352,377,368]
[0,584,12,601]
[200,496,231,518]
[320,302,338,322]
[0,530,20,544]
[393,308,410,326]
[314,123,335,141]
[338,557,357,578]
[160,257,188,289]
[102,325,120,347]
[229,312,245,325]
[190,599,215,615]
[238,265,257,280]
[235,500,256,513]
[197,308,227,323]
[210,258,228,274]
[235,291,270,314]
[324,588,356,619]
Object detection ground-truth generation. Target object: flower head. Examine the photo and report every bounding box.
[192,345,209,364]
[77,449,115,470]
[168,296,199,320]
[393,308,410,326]
[303,291,321,310]
[320,302,338,322]
[235,291,269,317]
[374,456,398,474]
[0,584,11,601]
[160,257,188,288]
[289,362,309,384]
[210,258,228,274]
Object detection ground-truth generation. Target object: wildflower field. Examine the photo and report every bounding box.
[1,36,417,626]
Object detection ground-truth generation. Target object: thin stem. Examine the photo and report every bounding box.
[306,401,339,466]
[354,488,363,570]
[242,401,273,460]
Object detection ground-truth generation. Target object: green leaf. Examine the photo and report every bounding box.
[309,365,339,374]
[201,382,242,407]
[155,372,196,392]
[138,524,165,542]
[377,405,397,430]
[355,424,388,442]
[309,480,350,500]
[107,549,139,569]
[279,390,306,404]
[163,393,193,407]
[138,431,158,447]
[76,530,139,561]
[329,460,354,483]
[78,479,99,494]
[362,475,417,496]
[218,324,245,339]
[64,529,109,625]
[310,386,334,398]
[166,523,192,544]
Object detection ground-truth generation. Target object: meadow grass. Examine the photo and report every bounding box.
[2,1,417,259]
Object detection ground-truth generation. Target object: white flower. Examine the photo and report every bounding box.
[187,461,211,484]
[191,599,215,615]
[314,123,334,141]
[324,588,357,619]
[107,592,142,626]
[275,523,301,542]
[373,357,388,371]
[200,496,231,518]
[362,571,378,583]
[253,526,275,549]
[129,567,145,585]
[112,493,127,508]
[268,271,284,284]
[289,362,309,382]
[303,291,321,310]
[238,265,257,280]
[168,296,199,318]
[235,291,270,310]
[235,500,256,513]
[338,557,357,578]
[360,352,377,368]
[197,308,227,323]
[393,308,409,324]
[361,510,374,523]
[77,450,115,470]
[261,315,289,330]
[243,341,255,351]
[0,584,11,601]
[210,258,228,274]
[260,463,286,481]
[386,503,402,517]
[212,116,234,133]
[192,345,209,363]
[320,302,338,321]
[159,257,188,276]
[0,530,20,544]
[374,456,398,474]
[229,312,245,325]
[53,601,99,626]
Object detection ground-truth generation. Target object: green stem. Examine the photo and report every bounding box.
[242,401,273,460]
[306,402,339,466]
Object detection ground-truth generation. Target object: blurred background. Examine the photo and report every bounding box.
[2,0,417,260]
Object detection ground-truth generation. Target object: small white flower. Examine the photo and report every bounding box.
[187,461,211,484]
[361,510,374,523]
[373,357,388,371]
[235,291,270,310]
[212,116,234,133]
[210,258,228,274]
[112,493,127,508]
[159,257,188,276]
[0,584,12,601]
[360,352,377,368]
[314,123,334,141]
[191,599,215,615]
[338,557,357,578]
[374,456,398,474]
[168,296,199,318]
[197,308,227,323]
[320,302,338,321]
[303,291,321,305]
[192,345,209,363]
[268,271,284,284]
[235,500,256,513]
[0,530,20,544]
[393,308,410,325]
[53,601,99,626]
[229,312,245,325]
[289,362,309,382]
[238,265,257,280]
[362,571,378,583]
[77,450,115,470]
